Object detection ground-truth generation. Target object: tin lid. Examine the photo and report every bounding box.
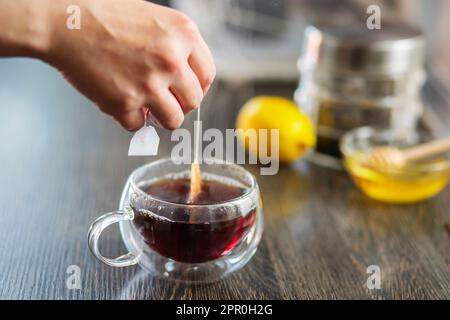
[300,23,425,75]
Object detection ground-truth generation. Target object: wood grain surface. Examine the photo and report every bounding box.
[0,59,449,300]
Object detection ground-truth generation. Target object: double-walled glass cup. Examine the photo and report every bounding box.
[88,158,263,283]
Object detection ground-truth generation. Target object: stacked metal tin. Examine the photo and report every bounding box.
[294,23,426,169]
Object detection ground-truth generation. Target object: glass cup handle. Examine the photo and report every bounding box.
[87,208,140,267]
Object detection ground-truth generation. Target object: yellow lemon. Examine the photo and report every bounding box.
[236,96,316,163]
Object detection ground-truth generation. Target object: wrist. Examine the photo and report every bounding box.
[28,0,66,61]
[0,0,53,58]
[41,0,88,65]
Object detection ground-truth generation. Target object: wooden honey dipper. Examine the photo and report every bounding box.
[364,137,450,170]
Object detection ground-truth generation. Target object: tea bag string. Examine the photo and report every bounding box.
[194,106,201,163]
[189,106,202,205]
[144,108,150,126]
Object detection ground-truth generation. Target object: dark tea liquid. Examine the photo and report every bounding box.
[132,178,256,263]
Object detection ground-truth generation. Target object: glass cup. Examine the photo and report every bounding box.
[87,158,264,283]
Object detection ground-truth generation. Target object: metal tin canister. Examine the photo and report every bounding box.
[294,23,426,169]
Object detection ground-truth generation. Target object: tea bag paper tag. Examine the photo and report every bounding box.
[128,125,159,156]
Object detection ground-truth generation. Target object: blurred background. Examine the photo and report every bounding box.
[167,0,450,168]
[167,0,450,86]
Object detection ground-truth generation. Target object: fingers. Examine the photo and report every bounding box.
[146,88,185,130]
[105,87,185,131]
[188,37,216,95]
[112,108,146,132]
[103,28,214,132]
[169,65,203,114]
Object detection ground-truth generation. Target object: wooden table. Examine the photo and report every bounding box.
[0,58,449,300]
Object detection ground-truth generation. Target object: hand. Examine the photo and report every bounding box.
[44,0,216,130]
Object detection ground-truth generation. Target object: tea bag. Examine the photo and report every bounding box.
[128,112,160,156]
[190,161,202,201]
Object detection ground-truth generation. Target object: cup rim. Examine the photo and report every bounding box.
[127,157,258,209]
